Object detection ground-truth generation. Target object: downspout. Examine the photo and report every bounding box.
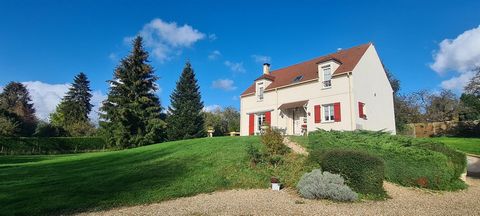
[275,88,279,128]
[347,72,354,130]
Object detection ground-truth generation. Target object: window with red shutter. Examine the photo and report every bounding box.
[358,102,366,119]
[314,105,321,123]
[334,102,341,122]
[249,114,255,135]
[265,111,271,125]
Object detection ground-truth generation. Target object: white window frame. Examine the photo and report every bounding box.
[257,82,264,101]
[322,104,335,122]
[322,65,332,88]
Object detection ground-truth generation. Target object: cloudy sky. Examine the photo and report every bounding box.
[1,0,480,122]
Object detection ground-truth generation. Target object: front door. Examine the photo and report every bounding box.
[292,108,306,135]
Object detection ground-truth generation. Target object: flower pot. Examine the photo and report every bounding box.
[271,183,281,191]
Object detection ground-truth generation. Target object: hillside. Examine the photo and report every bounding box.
[0,137,271,215]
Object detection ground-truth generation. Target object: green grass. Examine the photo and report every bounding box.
[428,137,480,156]
[288,135,309,149]
[0,136,280,216]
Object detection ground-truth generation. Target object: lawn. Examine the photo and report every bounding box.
[0,136,278,215]
[429,137,480,156]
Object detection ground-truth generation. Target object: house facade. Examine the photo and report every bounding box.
[239,43,396,136]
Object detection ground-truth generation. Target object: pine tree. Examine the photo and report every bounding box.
[167,61,205,140]
[50,72,94,136]
[0,82,37,136]
[100,36,165,147]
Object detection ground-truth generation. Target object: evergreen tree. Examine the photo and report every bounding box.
[50,72,94,136]
[100,36,165,147]
[167,62,205,140]
[0,82,37,136]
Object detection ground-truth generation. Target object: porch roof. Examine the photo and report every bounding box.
[278,100,308,110]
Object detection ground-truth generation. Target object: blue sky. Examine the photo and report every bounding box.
[1,0,480,121]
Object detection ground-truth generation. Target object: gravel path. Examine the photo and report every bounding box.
[78,178,480,216]
[283,137,308,155]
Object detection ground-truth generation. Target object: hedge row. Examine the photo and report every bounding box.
[0,137,107,155]
[308,130,467,190]
[320,149,385,195]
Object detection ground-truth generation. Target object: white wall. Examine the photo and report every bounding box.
[240,74,354,136]
[351,44,396,133]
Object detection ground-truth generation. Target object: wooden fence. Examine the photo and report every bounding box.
[403,120,479,138]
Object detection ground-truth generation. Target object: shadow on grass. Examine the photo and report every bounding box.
[0,145,193,216]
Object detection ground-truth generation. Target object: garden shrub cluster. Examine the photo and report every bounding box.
[308,130,467,190]
[320,149,385,195]
[297,169,358,202]
[0,137,106,155]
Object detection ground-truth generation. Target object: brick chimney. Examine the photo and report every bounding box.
[263,63,270,75]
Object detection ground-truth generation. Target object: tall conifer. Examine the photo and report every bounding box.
[100,36,165,147]
[167,62,205,140]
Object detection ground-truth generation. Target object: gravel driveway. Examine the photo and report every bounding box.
[78,177,480,216]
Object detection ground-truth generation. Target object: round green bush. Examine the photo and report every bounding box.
[320,149,385,195]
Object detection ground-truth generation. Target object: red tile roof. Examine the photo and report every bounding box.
[241,43,371,96]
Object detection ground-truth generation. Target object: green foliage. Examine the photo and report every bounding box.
[297,169,358,201]
[50,73,95,136]
[0,108,22,136]
[100,36,166,148]
[203,106,240,136]
[0,137,106,154]
[320,149,386,195]
[308,130,467,190]
[246,143,264,165]
[459,93,480,121]
[167,62,205,140]
[0,82,37,136]
[261,127,289,156]
[34,121,67,137]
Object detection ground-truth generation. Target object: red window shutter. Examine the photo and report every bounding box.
[265,111,271,125]
[314,105,321,123]
[358,102,364,118]
[249,114,255,135]
[334,102,341,122]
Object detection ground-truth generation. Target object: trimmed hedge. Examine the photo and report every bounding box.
[309,130,467,190]
[320,149,385,195]
[0,137,106,155]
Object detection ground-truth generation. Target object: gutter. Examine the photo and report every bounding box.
[347,72,354,130]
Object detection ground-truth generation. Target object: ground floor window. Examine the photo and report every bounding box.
[323,104,335,122]
[257,114,265,131]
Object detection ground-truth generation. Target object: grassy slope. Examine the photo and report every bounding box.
[429,137,480,155]
[0,137,272,216]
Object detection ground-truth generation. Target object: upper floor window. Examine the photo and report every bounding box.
[323,104,335,122]
[322,66,332,88]
[257,82,264,101]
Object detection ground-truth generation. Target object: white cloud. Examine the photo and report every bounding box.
[208,50,221,60]
[203,104,221,112]
[212,79,237,91]
[430,25,480,91]
[21,81,106,123]
[224,61,246,73]
[232,96,239,101]
[251,54,272,64]
[127,18,206,62]
[440,71,475,92]
[208,34,217,41]
[0,85,3,93]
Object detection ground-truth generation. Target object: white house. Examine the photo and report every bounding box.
[239,43,396,136]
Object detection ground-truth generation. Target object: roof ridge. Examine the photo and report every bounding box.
[270,43,371,75]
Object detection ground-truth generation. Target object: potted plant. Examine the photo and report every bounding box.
[271,177,281,191]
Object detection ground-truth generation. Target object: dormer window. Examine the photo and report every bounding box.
[257,82,264,101]
[322,65,332,88]
[292,75,304,83]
